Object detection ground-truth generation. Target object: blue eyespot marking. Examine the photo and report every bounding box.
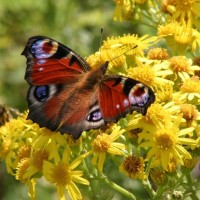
[31,40,50,59]
[30,39,58,59]
[128,85,149,106]
[34,86,49,102]
[87,109,102,122]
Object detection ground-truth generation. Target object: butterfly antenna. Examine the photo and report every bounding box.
[109,44,138,63]
[99,28,137,64]
[99,27,104,60]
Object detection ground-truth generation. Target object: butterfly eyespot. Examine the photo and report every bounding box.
[87,109,102,122]
[31,39,58,59]
[34,86,49,102]
[128,84,149,106]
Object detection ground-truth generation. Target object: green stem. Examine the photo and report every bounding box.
[142,179,156,199]
[185,174,199,200]
[99,172,137,200]
[82,155,98,199]
[153,186,166,200]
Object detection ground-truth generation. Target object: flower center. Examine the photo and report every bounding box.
[32,149,49,170]
[18,145,31,160]
[122,155,144,174]
[155,131,175,150]
[52,163,70,186]
[170,56,190,72]
[93,134,110,152]
[147,47,168,60]
[180,104,198,124]
[174,0,194,11]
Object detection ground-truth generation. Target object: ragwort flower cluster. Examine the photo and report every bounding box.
[1,1,200,199]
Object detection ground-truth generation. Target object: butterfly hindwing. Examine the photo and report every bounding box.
[27,83,105,139]
[99,76,155,121]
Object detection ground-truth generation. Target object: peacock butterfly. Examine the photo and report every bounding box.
[22,36,155,139]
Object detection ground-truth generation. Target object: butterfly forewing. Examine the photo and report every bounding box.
[22,36,91,85]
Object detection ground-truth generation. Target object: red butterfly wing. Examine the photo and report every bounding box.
[22,36,91,85]
[99,76,155,121]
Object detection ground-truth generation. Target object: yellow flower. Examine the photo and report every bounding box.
[86,34,157,71]
[0,110,93,200]
[92,125,126,171]
[127,53,176,89]
[166,157,179,172]
[15,158,36,200]
[169,56,200,80]
[173,76,200,104]
[43,150,90,200]
[16,158,31,183]
[113,0,149,21]
[113,0,133,21]
[183,156,199,169]
[18,145,31,161]
[174,25,193,46]
[158,21,178,36]
[126,102,180,133]
[150,169,167,185]
[127,62,173,88]
[23,148,50,179]
[180,104,200,127]
[119,155,146,180]
[64,134,82,147]
[158,21,200,53]
[32,128,67,149]
[85,51,102,69]
[147,47,169,60]
[139,115,196,170]
[145,102,180,126]
[127,65,156,86]
[154,82,173,103]
[0,118,26,174]
[32,127,70,163]
[163,0,200,27]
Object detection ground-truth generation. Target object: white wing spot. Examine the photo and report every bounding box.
[37,59,46,65]
[116,104,120,109]
[38,67,44,71]
[123,98,129,107]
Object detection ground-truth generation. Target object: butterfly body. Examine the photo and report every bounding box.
[22,36,155,139]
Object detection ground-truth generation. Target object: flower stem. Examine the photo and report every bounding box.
[152,186,166,200]
[142,179,156,199]
[185,173,199,200]
[99,172,137,200]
